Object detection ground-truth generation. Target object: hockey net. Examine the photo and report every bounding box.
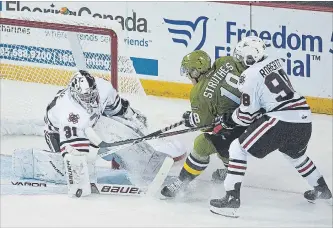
[0,12,146,136]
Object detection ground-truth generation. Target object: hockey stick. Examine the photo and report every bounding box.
[145,120,185,137]
[1,179,145,196]
[89,124,212,158]
[87,120,186,159]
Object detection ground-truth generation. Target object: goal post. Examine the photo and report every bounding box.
[0,11,145,136]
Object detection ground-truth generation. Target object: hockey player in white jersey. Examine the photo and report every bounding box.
[12,70,185,197]
[210,36,332,217]
[43,70,149,197]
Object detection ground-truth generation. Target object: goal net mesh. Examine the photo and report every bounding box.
[0,12,146,136]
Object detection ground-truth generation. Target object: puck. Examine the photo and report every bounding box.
[76,189,83,198]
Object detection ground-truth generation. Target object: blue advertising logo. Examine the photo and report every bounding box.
[163,16,208,51]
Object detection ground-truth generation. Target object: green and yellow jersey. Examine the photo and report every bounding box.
[190,56,246,127]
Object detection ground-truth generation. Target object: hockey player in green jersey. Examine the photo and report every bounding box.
[161,50,247,198]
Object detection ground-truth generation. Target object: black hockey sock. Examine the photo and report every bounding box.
[179,153,209,182]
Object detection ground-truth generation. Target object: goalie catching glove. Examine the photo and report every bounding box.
[120,98,148,129]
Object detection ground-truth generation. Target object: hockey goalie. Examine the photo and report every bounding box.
[11,70,186,197]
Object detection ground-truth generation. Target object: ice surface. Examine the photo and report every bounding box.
[1,80,332,227]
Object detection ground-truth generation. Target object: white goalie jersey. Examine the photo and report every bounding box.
[12,73,186,189]
[232,57,312,126]
[44,77,123,153]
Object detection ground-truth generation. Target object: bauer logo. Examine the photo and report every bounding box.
[164,16,208,51]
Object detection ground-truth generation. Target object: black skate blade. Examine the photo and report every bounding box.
[306,199,315,204]
[159,195,174,200]
[210,206,239,218]
[159,190,176,200]
[306,197,333,206]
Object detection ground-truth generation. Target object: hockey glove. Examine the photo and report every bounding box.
[212,113,237,135]
[183,111,199,128]
[132,108,148,129]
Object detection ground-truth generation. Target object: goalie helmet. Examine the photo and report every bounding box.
[69,70,100,114]
[180,50,211,81]
[233,36,266,67]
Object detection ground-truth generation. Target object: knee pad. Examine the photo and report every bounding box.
[229,139,247,160]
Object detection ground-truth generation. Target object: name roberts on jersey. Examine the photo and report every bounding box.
[258,58,282,77]
[233,57,311,126]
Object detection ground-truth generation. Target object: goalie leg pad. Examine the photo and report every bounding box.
[63,153,91,197]
[147,138,187,161]
[12,148,66,184]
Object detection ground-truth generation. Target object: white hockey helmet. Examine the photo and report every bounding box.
[232,36,266,67]
[69,70,100,113]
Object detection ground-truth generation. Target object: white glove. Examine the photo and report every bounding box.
[131,108,148,129]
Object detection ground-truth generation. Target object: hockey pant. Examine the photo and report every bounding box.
[224,115,323,191]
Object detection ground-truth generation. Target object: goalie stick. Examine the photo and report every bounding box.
[87,123,212,152]
[90,124,212,158]
[1,179,144,196]
[145,120,185,137]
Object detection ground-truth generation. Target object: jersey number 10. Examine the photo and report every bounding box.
[220,73,241,104]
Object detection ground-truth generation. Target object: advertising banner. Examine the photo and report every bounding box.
[1,1,332,113]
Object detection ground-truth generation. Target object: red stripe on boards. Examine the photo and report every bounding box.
[214,1,333,13]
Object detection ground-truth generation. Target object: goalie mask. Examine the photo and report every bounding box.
[69,70,100,114]
[180,50,211,82]
[232,36,267,67]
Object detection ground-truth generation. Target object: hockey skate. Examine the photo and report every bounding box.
[304,177,332,205]
[210,183,241,218]
[211,168,227,183]
[160,178,186,198]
